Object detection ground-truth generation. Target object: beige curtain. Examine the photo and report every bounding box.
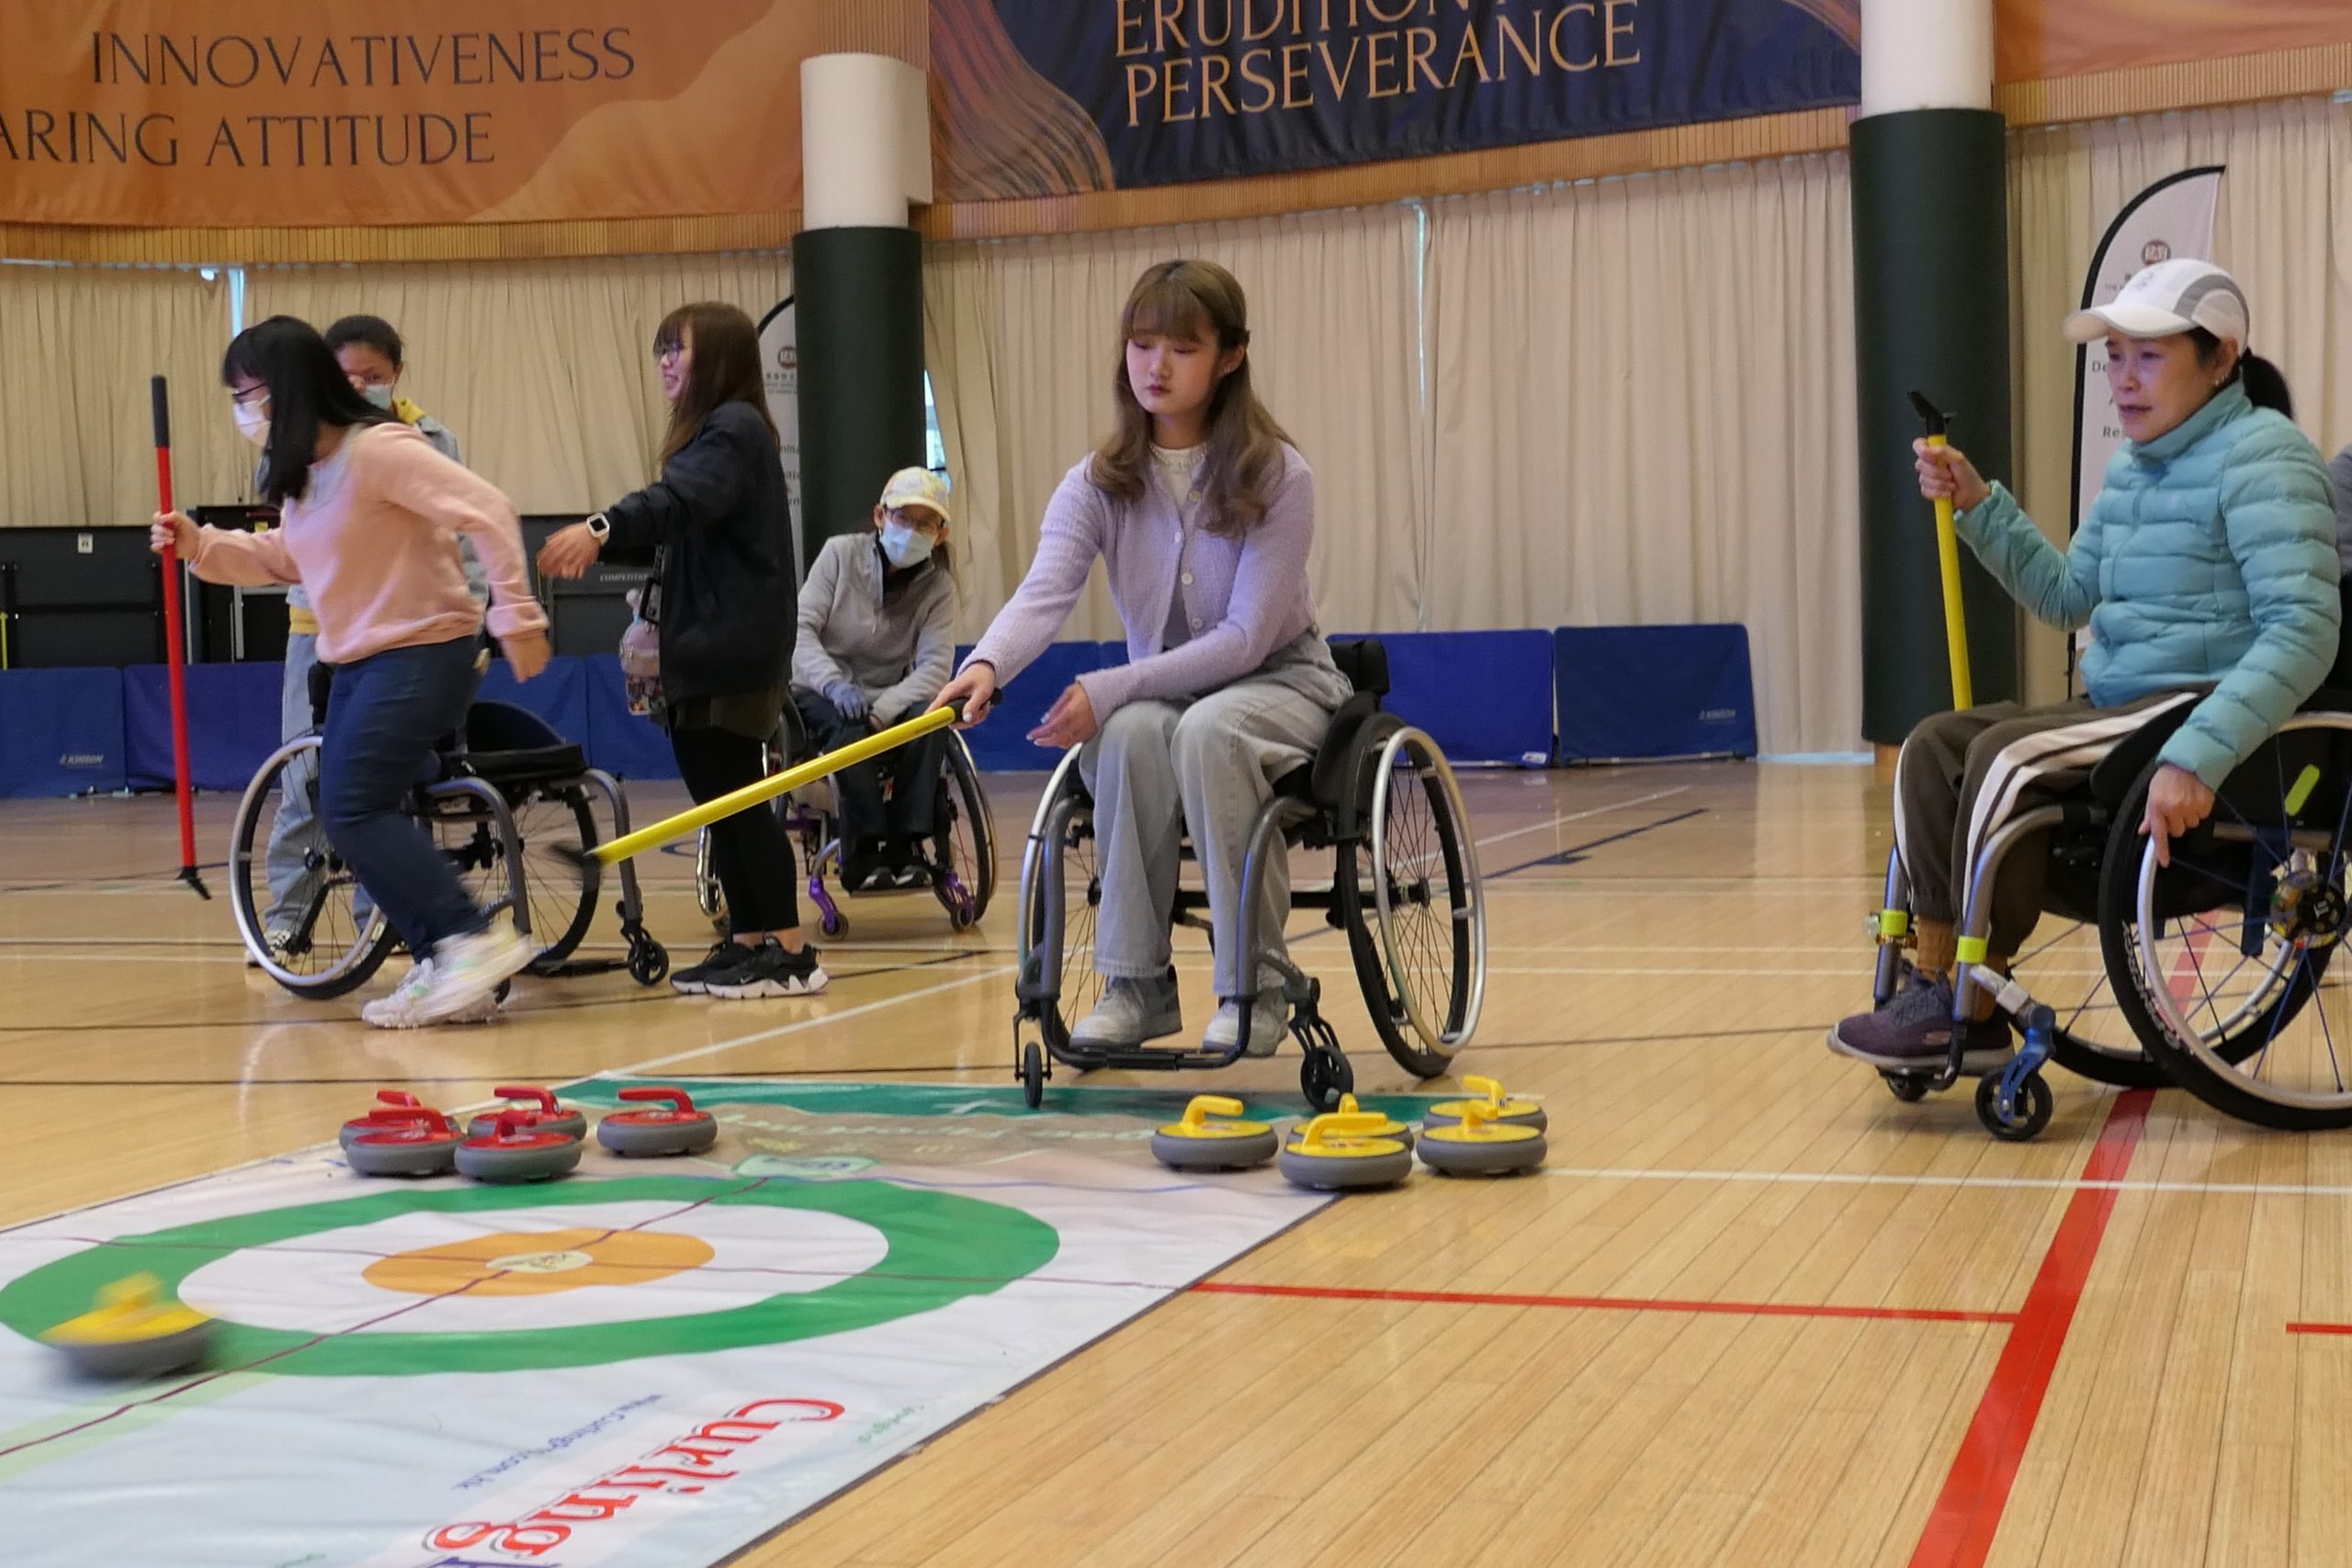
[2007,94,2352,703]
[0,264,236,528]
[245,253,793,514]
[1423,156,1862,755]
[922,205,1428,641]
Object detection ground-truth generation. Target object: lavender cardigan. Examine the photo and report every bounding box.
[963,444,1320,716]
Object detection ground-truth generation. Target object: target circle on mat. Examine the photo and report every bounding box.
[0,1177,1059,1376]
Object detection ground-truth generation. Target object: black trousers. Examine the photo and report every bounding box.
[670,724,801,933]
[797,693,945,856]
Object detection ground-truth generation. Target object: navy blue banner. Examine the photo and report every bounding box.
[980,0,1859,189]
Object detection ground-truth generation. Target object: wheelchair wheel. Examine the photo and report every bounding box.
[933,734,996,931]
[2010,918,2177,1089]
[1336,725,1485,1078]
[424,788,532,961]
[2102,731,2346,1129]
[509,786,601,971]
[1020,758,1105,1051]
[229,738,396,998]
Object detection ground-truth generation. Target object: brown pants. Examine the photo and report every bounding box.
[1894,691,2194,956]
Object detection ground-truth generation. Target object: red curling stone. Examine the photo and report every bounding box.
[455,1112,583,1184]
[347,1110,465,1178]
[464,1084,586,1143]
[340,1089,432,1152]
[594,1087,719,1158]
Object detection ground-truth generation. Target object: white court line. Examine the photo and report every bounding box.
[1543,1164,2352,1200]
[599,964,1018,1077]
[1465,785,1693,854]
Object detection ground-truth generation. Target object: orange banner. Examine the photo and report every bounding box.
[1996,0,2352,83]
[0,1,813,227]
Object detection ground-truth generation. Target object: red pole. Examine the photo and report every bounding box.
[151,376,209,899]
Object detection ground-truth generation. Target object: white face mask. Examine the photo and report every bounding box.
[232,400,270,447]
[878,521,932,569]
[360,383,394,411]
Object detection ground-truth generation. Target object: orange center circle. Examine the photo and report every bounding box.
[362,1228,715,1297]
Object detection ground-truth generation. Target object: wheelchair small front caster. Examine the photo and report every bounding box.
[1020,1042,1046,1109]
[1300,1047,1353,1113]
[627,935,669,987]
[1883,1072,1932,1103]
[1975,1072,2052,1142]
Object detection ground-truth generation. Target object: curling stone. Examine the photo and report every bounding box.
[42,1273,215,1381]
[1276,1113,1413,1192]
[1150,1095,1280,1172]
[595,1087,719,1158]
[347,1110,466,1178]
[1286,1093,1413,1154]
[455,1112,583,1184]
[464,1085,587,1143]
[1422,1074,1546,1134]
[340,1089,432,1151]
[1417,1103,1547,1177]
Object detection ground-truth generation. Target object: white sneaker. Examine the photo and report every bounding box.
[361,960,503,1029]
[1204,994,1286,1058]
[410,918,533,1025]
[361,961,437,1029]
[1069,976,1183,1049]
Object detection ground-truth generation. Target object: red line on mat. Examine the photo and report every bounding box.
[1189,1280,2018,1326]
[1905,1088,2156,1568]
[2286,1323,2352,1337]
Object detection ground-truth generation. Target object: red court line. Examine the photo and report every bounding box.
[1190,1280,2017,1326]
[1905,1088,2156,1568]
[2286,1323,2352,1337]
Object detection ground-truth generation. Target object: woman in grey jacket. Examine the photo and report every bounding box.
[794,468,958,889]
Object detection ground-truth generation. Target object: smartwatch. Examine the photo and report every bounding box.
[584,513,611,544]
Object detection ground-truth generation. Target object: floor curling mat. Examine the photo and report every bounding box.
[0,1078,1438,1567]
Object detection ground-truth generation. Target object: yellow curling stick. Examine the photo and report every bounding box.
[571,702,964,868]
[1909,390,1973,710]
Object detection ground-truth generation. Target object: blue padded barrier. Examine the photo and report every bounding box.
[1554,624,1758,763]
[0,668,127,797]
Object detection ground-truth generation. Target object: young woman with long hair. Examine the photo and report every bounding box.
[936,259,1351,1056]
[537,301,822,1000]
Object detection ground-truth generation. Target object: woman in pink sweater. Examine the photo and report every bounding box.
[152,316,551,1028]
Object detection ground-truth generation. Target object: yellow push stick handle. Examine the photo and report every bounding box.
[584,702,963,866]
[1909,390,1973,710]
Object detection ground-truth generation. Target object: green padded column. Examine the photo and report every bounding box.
[1852,107,2018,744]
[792,226,926,568]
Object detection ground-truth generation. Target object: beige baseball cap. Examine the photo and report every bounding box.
[879,467,951,523]
[2064,257,2250,346]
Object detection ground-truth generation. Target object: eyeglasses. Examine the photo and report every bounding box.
[653,344,684,366]
[887,507,945,535]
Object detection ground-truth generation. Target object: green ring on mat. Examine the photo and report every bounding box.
[0,1177,1058,1377]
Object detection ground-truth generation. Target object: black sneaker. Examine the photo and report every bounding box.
[1826,976,2011,1072]
[887,861,929,889]
[672,940,746,996]
[704,939,830,999]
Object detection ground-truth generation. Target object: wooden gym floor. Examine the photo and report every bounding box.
[4,760,2350,1568]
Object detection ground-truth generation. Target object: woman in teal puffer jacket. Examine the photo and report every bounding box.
[1831,258,2340,1073]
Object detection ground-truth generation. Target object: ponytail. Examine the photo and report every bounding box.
[2191,327,2296,420]
[2237,352,2295,419]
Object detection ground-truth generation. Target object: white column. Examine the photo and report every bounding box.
[800,52,933,231]
[1859,0,1994,118]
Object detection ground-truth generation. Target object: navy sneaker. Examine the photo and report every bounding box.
[672,940,745,996]
[1826,976,2011,1073]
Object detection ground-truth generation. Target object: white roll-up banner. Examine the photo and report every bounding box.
[757,296,805,587]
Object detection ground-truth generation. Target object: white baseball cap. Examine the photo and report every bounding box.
[2064,257,2250,347]
[878,467,951,524]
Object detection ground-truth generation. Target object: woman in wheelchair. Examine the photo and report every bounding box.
[153,315,551,1028]
[936,259,1353,1059]
[794,467,958,891]
[1831,259,2340,1074]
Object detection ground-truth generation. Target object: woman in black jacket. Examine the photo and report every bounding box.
[538,302,824,1000]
